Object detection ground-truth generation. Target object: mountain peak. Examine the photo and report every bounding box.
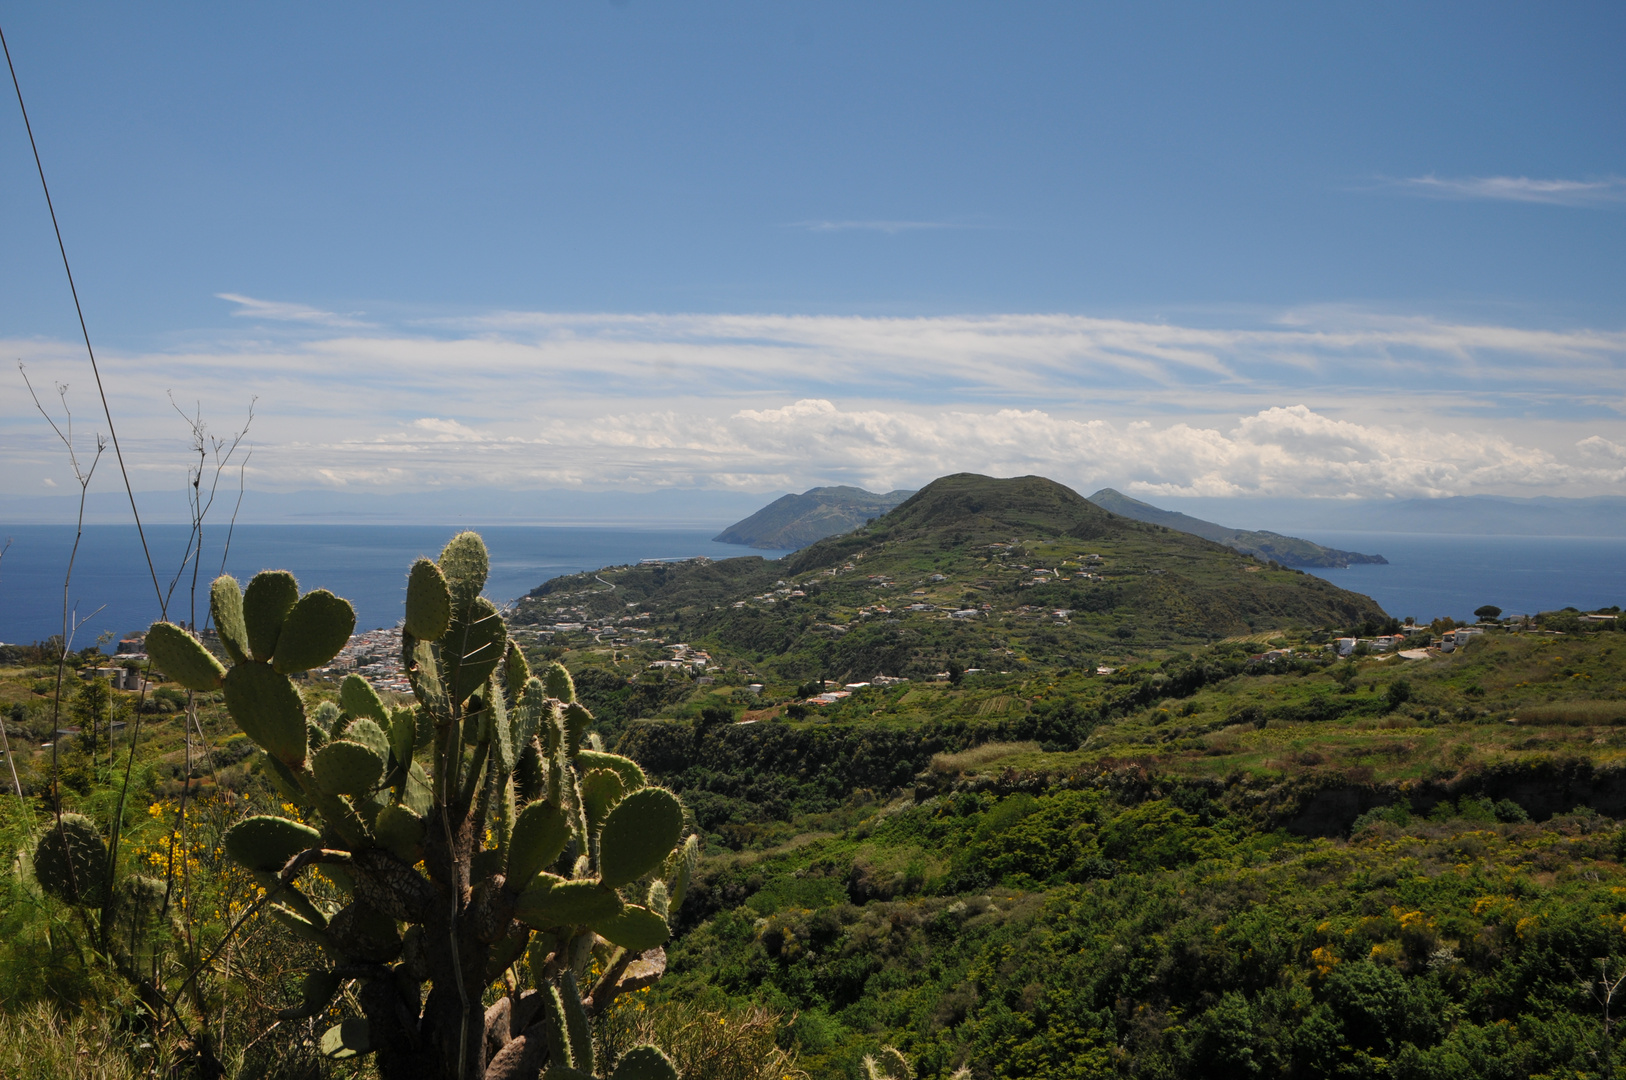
[884,473,1113,535]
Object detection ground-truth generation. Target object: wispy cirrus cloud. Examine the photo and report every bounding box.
[215,292,375,328]
[787,219,970,234]
[1391,174,1626,207]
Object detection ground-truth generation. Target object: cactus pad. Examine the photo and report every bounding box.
[144,622,226,692]
[271,905,332,947]
[561,702,593,759]
[272,589,355,674]
[33,813,108,906]
[593,904,670,952]
[243,570,299,662]
[508,799,571,886]
[444,596,507,705]
[340,674,388,723]
[374,804,426,862]
[485,675,515,771]
[665,833,701,914]
[613,1045,681,1080]
[313,790,373,848]
[327,902,402,964]
[279,968,341,1022]
[580,768,624,829]
[514,874,624,929]
[560,972,594,1075]
[541,983,573,1069]
[223,661,308,766]
[224,815,321,872]
[404,557,452,641]
[106,874,171,968]
[264,754,311,807]
[319,1017,371,1059]
[599,788,684,888]
[542,661,576,704]
[388,708,416,767]
[210,575,250,664]
[312,739,384,796]
[339,716,392,762]
[575,749,647,793]
[312,700,342,732]
[438,531,489,612]
[400,760,433,816]
[505,642,531,701]
[646,880,669,919]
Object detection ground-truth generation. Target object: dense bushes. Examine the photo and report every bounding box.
[657,787,1626,1078]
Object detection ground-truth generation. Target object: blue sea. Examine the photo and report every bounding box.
[0,524,792,650]
[1297,532,1626,624]
[1,525,1621,651]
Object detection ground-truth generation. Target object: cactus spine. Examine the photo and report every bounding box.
[164,533,692,1080]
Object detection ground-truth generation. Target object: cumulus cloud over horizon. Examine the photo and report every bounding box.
[329,399,1616,499]
[3,306,1624,499]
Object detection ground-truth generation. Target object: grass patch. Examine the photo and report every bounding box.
[929,740,1043,774]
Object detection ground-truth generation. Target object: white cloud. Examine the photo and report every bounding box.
[216,293,374,328]
[144,399,1614,501]
[1393,175,1626,207]
[1577,435,1626,463]
[788,220,967,234]
[3,307,1624,499]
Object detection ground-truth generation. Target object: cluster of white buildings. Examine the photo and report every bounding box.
[320,625,411,694]
[648,643,712,674]
[1333,625,1483,658]
[804,673,910,706]
[734,581,807,608]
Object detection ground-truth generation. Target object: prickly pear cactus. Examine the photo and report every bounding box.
[32,813,110,907]
[163,533,695,1080]
[863,1047,916,1080]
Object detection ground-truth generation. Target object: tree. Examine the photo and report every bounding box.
[70,674,113,763]
[1474,605,1502,622]
[145,533,690,1080]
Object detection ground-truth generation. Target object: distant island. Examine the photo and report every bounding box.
[716,482,1388,565]
[713,485,915,550]
[1087,488,1388,568]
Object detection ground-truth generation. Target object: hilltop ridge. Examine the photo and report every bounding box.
[1088,487,1387,567]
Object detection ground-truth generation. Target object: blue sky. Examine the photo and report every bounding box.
[2,2,1624,507]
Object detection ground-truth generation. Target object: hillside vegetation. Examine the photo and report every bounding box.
[6,473,1626,1078]
[508,474,1626,1078]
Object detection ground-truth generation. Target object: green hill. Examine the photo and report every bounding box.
[519,473,1388,686]
[1088,487,1388,567]
[713,485,916,550]
[503,474,1626,1080]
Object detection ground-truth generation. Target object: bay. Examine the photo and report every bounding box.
[1298,532,1626,623]
[0,524,791,649]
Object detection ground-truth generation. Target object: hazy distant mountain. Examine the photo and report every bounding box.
[714,486,916,550]
[1088,489,1388,568]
